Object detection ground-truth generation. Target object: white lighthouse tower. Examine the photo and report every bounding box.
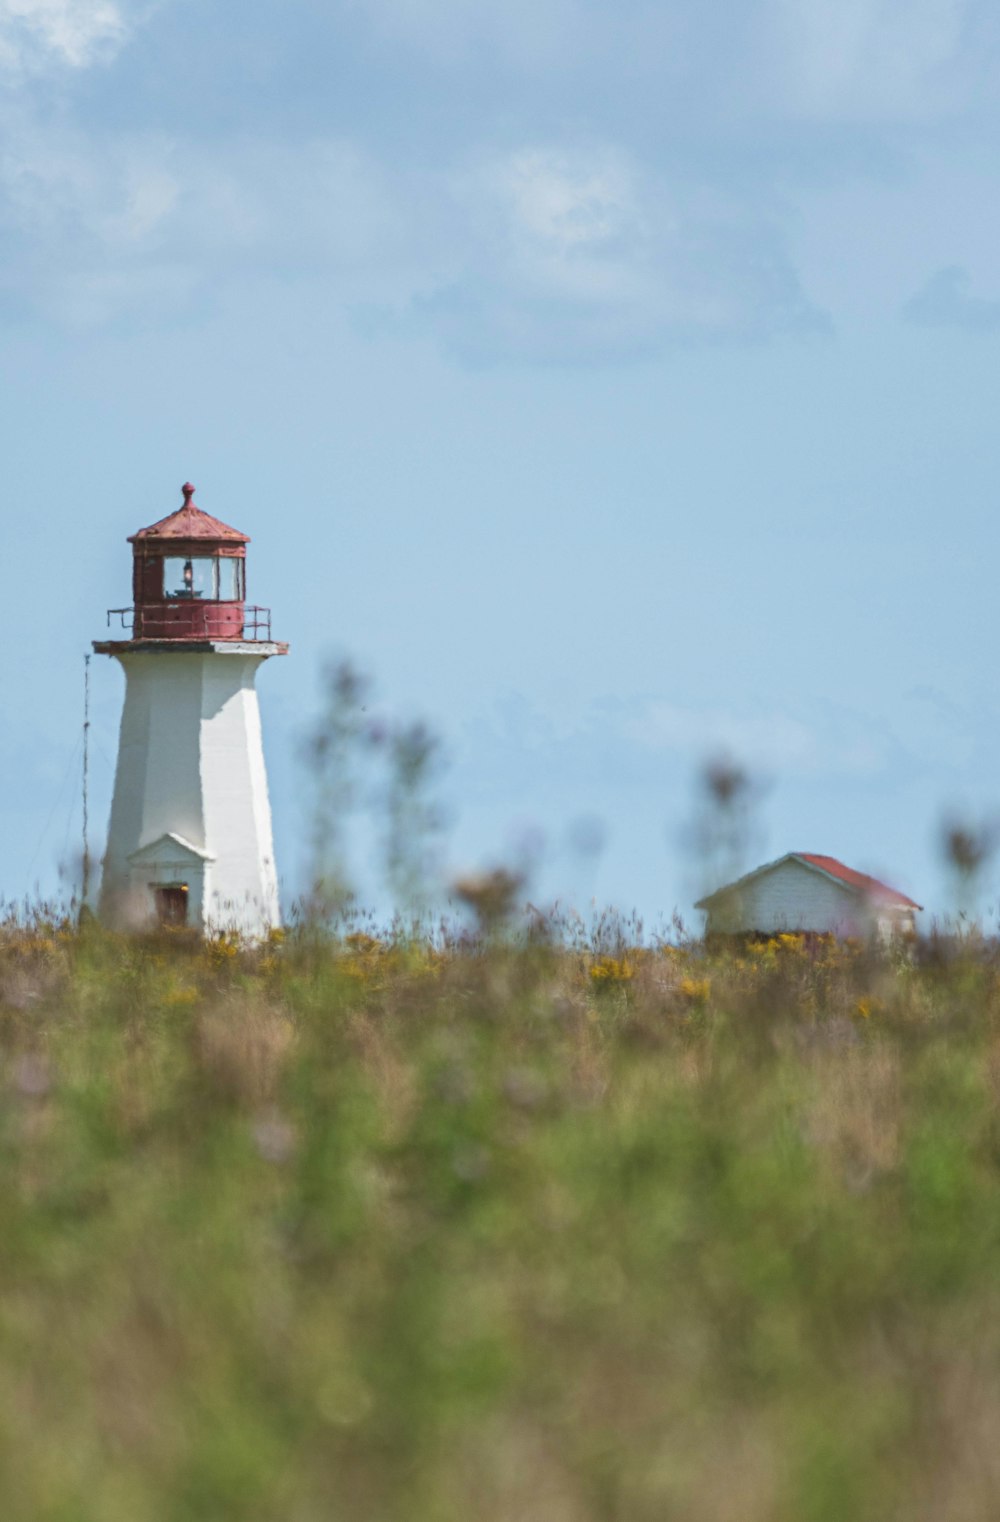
[94,483,287,936]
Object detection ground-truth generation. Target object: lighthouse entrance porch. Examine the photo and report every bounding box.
[115,833,212,931]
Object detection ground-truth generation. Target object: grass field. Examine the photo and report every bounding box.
[1,920,999,1520]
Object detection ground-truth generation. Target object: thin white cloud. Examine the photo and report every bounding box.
[0,124,418,323]
[0,0,130,72]
[416,145,826,362]
[0,125,825,359]
[350,0,994,125]
[0,128,179,244]
[348,0,582,68]
[903,265,1000,331]
[501,148,633,254]
[457,691,896,802]
[766,0,974,119]
[621,698,887,779]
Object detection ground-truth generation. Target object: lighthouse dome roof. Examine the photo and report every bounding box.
[128,483,250,545]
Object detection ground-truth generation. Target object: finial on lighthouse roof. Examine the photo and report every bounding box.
[128,481,251,544]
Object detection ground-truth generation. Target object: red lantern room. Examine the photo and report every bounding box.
[108,483,276,643]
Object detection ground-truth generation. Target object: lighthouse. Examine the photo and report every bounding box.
[94,484,287,936]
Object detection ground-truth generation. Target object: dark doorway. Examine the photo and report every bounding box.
[154,884,189,926]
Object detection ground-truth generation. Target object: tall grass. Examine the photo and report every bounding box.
[1,921,1000,1519]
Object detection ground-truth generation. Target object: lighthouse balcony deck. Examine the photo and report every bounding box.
[93,637,289,656]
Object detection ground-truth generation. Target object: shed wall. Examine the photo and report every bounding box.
[706,860,878,937]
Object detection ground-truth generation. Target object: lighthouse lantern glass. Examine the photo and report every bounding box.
[160,555,243,601]
[163,556,215,599]
[218,557,243,601]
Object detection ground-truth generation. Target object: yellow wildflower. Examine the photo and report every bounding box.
[346,933,382,955]
[165,986,199,1008]
[589,955,634,984]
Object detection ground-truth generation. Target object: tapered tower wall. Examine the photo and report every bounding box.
[100,648,281,936]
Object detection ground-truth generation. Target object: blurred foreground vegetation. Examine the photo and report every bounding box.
[3,920,1000,1520]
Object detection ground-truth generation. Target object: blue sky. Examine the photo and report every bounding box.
[3,0,1000,926]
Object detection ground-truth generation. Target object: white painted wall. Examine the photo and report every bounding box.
[704,858,914,938]
[99,647,282,937]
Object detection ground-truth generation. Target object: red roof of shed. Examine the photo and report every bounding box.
[796,854,921,910]
[128,484,250,545]
[696,852,922,912]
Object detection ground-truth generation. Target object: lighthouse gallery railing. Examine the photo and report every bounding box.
[106,606,274,641]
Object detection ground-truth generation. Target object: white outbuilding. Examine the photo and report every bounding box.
[696,852,921,940]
